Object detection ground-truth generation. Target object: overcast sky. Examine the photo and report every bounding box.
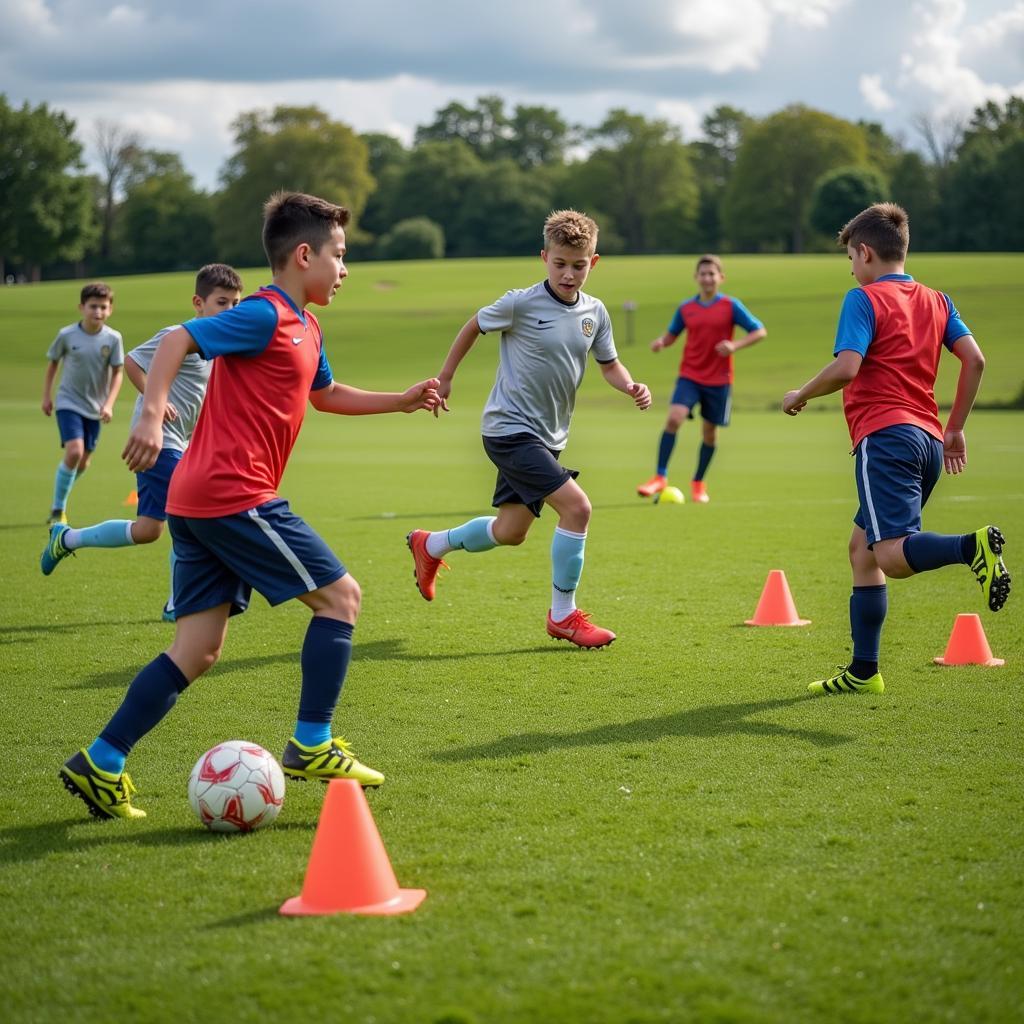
[3,0,1022,189]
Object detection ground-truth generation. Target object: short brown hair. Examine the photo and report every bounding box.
[195,263,243,299]
[838,202,909,262]
[80,282,113,304]
[696,254,723,273]
[262,191,350,270]
[543,209,599,253]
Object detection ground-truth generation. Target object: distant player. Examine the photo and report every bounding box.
[41,282,124,524]
[60,192,440,819]
[406,209,651,649]
[783,202,1010,696]
[636,255,766,503]
[40,265,243,622]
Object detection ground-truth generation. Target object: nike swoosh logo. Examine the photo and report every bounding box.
[291,336,303,345]
[537,319,555,325]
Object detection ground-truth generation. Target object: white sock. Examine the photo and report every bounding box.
[426,530,454,558]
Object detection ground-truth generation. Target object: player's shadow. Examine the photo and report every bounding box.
[1,619,155,648]
[434,696,851,761]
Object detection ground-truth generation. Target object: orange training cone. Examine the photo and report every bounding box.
[280,779,426,917]
[744,569,811,627]
[122,490,138,507]
[933,613,1004,667]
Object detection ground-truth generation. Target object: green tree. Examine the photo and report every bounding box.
[215,105,374,267]
[575,110,698,253]
[809,165,889,239]
[377,217,445,260]
[0,96,97,280]
[500,105,573,168]
[722,104,869,252]
[414,95,509,159]
[358,133,408,244]
[114,151,215,273]
[889,152,942,250]
[688,105,754,249]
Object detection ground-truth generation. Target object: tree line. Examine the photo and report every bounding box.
[2,92,1022,280]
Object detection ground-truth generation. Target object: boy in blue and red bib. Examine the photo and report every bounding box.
[60,192,440,819]
[783,203,1010,696]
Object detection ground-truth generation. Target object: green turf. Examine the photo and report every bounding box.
[2,254,1022,1024]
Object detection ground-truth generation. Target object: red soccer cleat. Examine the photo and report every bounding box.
[637,474,667,497]
[546,609,616,649]
[690,480,710,503]
[406,529,448,601]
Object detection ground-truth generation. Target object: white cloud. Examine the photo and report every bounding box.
[859,73,895,111]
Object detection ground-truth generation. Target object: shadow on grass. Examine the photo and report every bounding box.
[1,619,156,646]
[207,906,286,929]
[434,696,850,761]
[0,817,316,865]
[349,500,640,523]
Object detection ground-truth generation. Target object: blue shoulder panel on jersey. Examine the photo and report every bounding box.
[729,297,763,332]
[833,288,875,357]
[943,294,972,348]
[311,349,333,391]
[184,295,278,359]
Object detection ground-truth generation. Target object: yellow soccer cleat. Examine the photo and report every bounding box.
[970,526,1010,612]
[808,668,885,696]
[60,749,146,819]
[281,737,384,788]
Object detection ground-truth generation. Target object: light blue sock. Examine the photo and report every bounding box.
[294,721,331,747]
[166,546,177,611]
[52,463,76,511]
[64,520,135,551]
[87,736,127,775]
[447,516,499,553]
[551,526,586,619]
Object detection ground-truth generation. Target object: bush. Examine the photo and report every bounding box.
[377,217,445,260]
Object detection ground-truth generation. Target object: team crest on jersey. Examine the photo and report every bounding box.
[581,317,595,338]
[100,345,111,357]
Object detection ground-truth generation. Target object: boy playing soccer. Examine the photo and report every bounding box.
[40,264,243,624]
[637,255,766,503]
[782,202,1010,696]
[41,283,125,524]
[406,209,651,649]
[60,192,440,818]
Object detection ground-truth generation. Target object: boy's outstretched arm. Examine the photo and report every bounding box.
[782,350,862,415]
[650,331,678,352]
[942,335,985,475]
[715,326,767,356]
[100,365,123,423]
[41,360,58,416]
[599,359,651,409]
[434,316,481,415]
[310,378,441,416]
[123,327,196,471]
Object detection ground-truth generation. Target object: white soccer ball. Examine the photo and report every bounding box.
[187,740,285,833]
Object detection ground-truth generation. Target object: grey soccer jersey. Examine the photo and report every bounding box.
[478,281,617,450]
[127,325,212,452]
[46,322,124,418]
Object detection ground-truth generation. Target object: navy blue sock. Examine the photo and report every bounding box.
[97,652,190,758]
[694,442,716,482]
[296,617,354,734]
[849,584,887,678]
[903,532,973,573]
[656,432,676,476]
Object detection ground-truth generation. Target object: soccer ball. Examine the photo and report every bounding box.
[653,485,685,505]
[187,740,285,833]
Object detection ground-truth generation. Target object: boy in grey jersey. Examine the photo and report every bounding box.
[407,210,651,648]
[41,282,124,525]
[40,266,243,622]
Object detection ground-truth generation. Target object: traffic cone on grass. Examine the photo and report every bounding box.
[933,613,1004,667]
[280,779,426,917]
[122,490,138,507]
[744,569,811,626]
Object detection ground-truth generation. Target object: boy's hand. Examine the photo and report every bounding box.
[943,429,967,474]
[164,402,179,424]
[650,337,665,352]
[100,404,114,423]
[434,378,452,418]
[399,378,442,414]
[41,398,53,416]
[782,390,806,415]
[123,416,163,472]
[628,382,652,410]
[714,339,735,356]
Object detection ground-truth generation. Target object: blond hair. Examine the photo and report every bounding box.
[696,254,723,273]
[838,202,909,262]
[543,209,599,253]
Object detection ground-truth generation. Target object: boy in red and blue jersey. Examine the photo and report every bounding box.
[637,254,766,503]
[60,192,441,819]
[783,203,1010,696]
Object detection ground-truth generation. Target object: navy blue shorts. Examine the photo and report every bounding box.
[482,432,579,518]
[56,410,101,451]
[167,498,346,617]
[670,378,731,426]
[136,448,182,521]
[853,424,943,546]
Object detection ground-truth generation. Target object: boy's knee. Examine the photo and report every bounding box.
[131,518,163,544]
[666,408,687,430]
[493,520,529,546]
[312,573,361,620]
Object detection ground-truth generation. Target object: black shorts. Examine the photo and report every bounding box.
[482,432,579,518]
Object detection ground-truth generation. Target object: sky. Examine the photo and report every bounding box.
[3,0,1023,189]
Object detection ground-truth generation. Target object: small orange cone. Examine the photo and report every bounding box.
[122,490,138,507]
[933,613,1004,667]
[280,779,426,917]
[744,569,811,627]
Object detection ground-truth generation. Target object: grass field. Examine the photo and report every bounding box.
[2,253,1022,1024]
